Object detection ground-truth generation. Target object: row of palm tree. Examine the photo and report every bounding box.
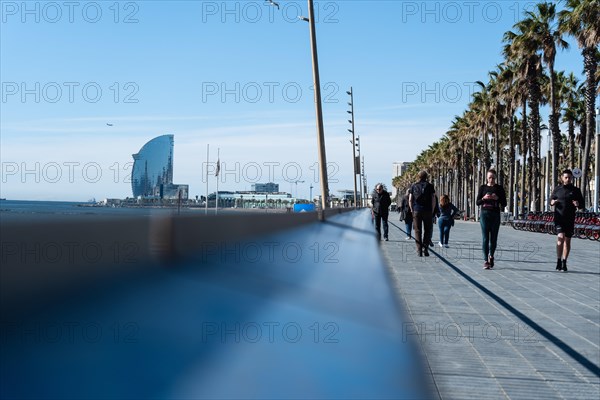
[393,0,599,218]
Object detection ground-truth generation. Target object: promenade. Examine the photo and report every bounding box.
[381,216,600,399]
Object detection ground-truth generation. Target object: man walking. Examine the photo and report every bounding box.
[550,169,585,272]
[372,183,391,241]
[409,171,436,257]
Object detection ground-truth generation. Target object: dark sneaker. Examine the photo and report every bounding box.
[562,259,568,272]
[556,259,562,271]
[489,256,494,268]
[384,236,389,241]
[423,248,429,257]
[484,261,491,270]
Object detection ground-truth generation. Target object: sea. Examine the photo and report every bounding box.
[0,199,278,222]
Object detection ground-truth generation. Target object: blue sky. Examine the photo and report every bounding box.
[0,0,586,201]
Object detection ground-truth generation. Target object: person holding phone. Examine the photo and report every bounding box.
[476,168,507,270]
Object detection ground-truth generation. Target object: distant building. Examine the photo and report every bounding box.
[392,161,411,179]
[251,182,279,193]
[131,134,188,200]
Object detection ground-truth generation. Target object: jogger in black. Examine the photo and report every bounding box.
[550,169,585,272]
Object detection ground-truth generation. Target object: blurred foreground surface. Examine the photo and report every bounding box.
[1,209,431,399]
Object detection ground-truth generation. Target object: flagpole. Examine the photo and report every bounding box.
[205,144,209,215]
[215,148,220,215]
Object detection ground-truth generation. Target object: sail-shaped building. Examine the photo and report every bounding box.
[131,135,188,199]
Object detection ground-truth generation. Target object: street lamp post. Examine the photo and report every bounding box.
[306,0,329,217]
[294,180,305,199]
[347,87,358,208]
[267,0,329,216]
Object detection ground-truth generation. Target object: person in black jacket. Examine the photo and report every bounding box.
[399,189,413,240]
[476,168,507,270]
[550,169,585,272]
[409,171,436,257]
[372,183,392,241]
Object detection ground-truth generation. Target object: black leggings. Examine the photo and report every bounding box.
[480,210,500,260]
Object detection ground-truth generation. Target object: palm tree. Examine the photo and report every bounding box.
[521,2,569,191]
[497,62,524,214]
[486,69,508,186]
[502,37,534,214]
[472,82,493,178]
[558,71,581,168]
[560,0,600,202]
[504,19,545,212]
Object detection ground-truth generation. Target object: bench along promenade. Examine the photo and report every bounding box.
[382,214,600,399]
[1,208,598,399]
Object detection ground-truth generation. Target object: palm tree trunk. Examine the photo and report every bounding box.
[530,90,541,212]
[568,119,575,167]
[463,146,469,215]
[442,165,447,196]
[508,116,515,214]
[472,138,478,221]
[528,155,534,211]
[495,123,502,186]
[514,158,520,216]
[578,122,585,169]
[581,46,598,203]
[549,62,560,193]
[521,102,528,215]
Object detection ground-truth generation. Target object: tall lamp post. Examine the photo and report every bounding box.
[594,107,599,212]
[269,0,329,216]
[347,87,358,208]
[305,0,329,216]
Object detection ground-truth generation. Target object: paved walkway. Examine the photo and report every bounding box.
[381,218,600,400]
